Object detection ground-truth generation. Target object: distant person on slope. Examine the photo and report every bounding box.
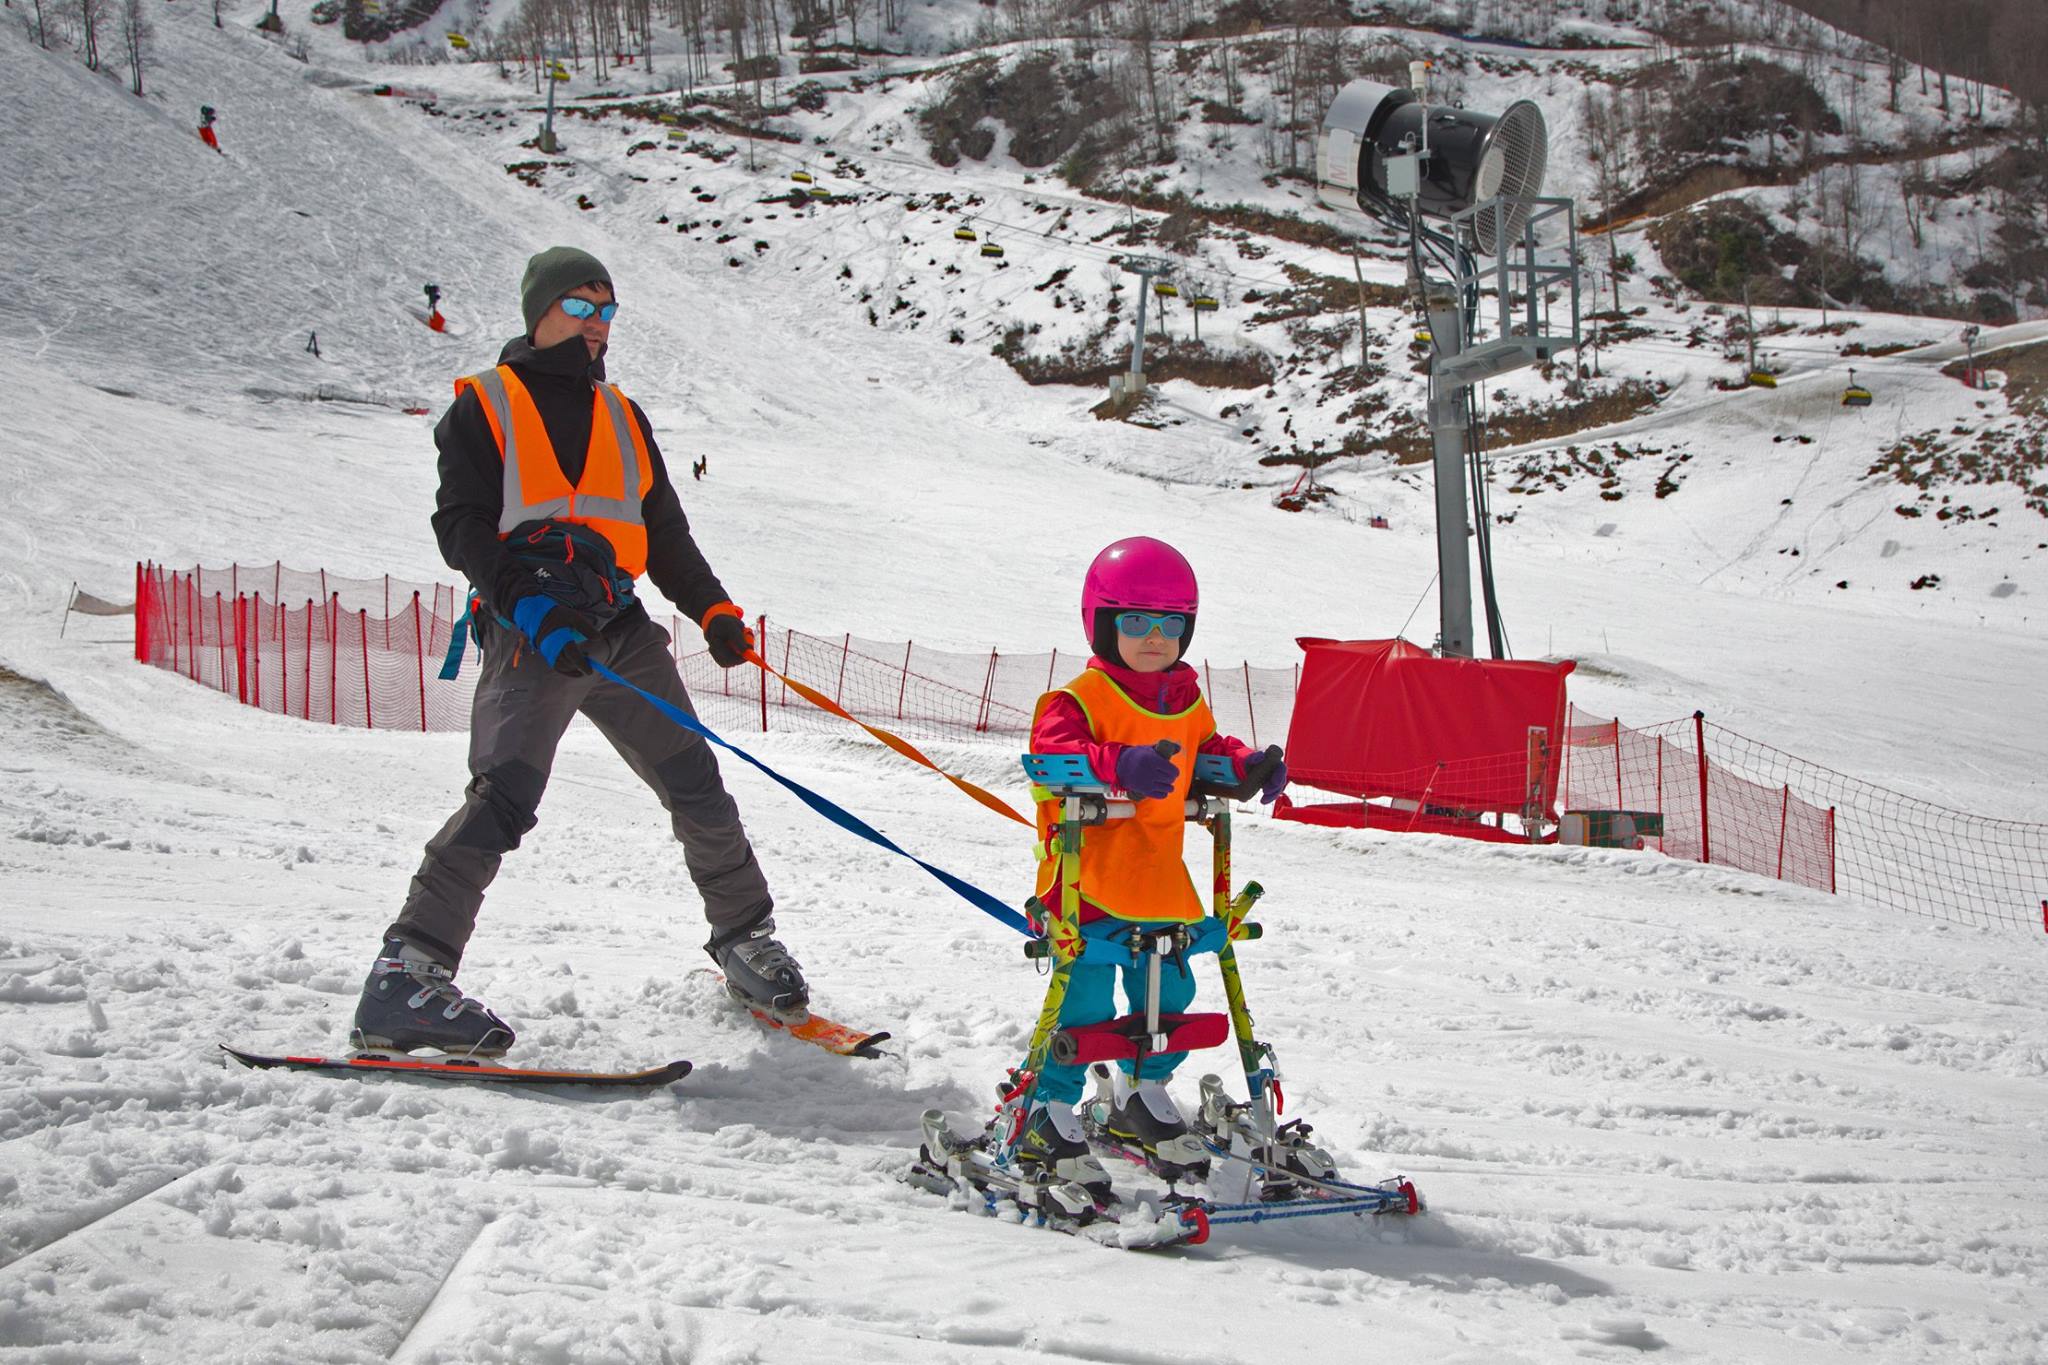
[1010,537,1288,1191]
[350,245,808,1058]
[198,105,221,153]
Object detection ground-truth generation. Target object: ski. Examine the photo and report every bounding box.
[219,1045,691,1088]
[905,1112,1207,1249]
[710,973,892,1058]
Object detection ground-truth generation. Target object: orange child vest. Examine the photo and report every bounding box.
[1033,668,1216,924]
[455,365,656,576]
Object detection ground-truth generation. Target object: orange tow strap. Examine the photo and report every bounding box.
[741,654,1040,834]
[744,650,1034,828]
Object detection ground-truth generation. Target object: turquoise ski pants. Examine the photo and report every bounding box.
[1035,918,1198,1106]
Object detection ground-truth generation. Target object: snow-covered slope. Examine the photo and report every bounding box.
[2,4,2045,1361]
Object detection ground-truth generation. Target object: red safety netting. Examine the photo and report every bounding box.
[133,562,1301,744]
[1561,705,2048,933]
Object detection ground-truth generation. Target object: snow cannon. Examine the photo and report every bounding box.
[1317,77,1548,256]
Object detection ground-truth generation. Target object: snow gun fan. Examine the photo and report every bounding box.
[1315,76,1548,256]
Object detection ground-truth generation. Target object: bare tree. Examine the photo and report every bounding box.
[28,0,50,49]
[118,0,148,93]
[74,0,110,69]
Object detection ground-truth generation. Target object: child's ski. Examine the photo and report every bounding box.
[220,1045,691,1088]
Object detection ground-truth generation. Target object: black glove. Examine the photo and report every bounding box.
[702,604,754,669]
[510,593,596,677]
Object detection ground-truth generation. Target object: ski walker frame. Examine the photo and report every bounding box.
[993,744,1423,1229]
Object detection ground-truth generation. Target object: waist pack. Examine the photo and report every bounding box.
[438,519,639,679]
[502,518,638,627]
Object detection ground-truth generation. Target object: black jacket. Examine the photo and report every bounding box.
[430,334,729,629]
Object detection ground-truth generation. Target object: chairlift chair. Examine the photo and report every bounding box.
[667,128,688,142]
[446,32,470,49]
[1748,371,1778,389]
[1842,368,1873,408]
[808,186,831,200]
[980,241,1005,258]
[791,170,814,184]
[953,225,978,241]
[1154,281,1180,298]
[1191,295,1219,312]
[548,62,571,82]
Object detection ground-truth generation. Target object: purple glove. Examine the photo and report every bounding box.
[1259,756,1289,804]
[1115,744,1180,800]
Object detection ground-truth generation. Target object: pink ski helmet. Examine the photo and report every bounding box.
[1081,536,1199,661]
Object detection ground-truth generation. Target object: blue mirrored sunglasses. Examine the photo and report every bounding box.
[1115,611,1188,640]
[559,297,619,322]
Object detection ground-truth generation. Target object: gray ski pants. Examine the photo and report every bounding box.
[386,614,772,966]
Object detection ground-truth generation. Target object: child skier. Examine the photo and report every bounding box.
[1015,536,1288,1190]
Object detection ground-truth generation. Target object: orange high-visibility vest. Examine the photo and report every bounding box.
[1033,668,1215,924]
[456,365,655,577]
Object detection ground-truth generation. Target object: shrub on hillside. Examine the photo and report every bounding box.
[917,53,1137,179]
[1654,59,1840,159]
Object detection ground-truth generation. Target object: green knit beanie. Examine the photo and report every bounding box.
[520,246,614,337]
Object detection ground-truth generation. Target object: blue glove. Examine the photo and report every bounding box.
[1259,755,1289,805]
[510,593,594,676]
[1115,743,1180,800]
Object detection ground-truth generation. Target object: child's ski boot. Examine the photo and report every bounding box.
[1193,1072,1339,1200]
[1088,1065,1211,1184]
[1015,1101,1118,1206]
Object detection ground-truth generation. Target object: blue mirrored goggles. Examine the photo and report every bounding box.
[559,297,619,322]
[1114,611,1188,640]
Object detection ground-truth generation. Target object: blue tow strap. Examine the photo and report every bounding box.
[589,660,1033,938]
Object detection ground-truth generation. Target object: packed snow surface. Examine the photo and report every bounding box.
[2,3,2045,1362]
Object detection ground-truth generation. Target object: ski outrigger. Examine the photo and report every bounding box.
[908,748,1423,1247]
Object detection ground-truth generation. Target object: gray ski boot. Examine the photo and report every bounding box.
[706,909,809,1023]
[350,938,515,1057]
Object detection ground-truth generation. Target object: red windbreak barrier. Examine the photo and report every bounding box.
[1280,637,1574,816]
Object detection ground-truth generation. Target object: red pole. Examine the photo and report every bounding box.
[414,592,427,732]
[233,595,247,704]
[898,641,912,721]
[361,609,373,729]
[250,594,262,710]
[759,614,770,733]
[1776,785,1789,880]
[133,562,145,663]
[186,573,197,681]
[328,595,339,726]
[215,592,228,693]
[277,599,289,718]
[384,576,391,651]
[1244,661,1257,748]
[1694,710,1711,865]
[303,599,313,721]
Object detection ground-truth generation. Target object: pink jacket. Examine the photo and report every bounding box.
[1030,657,1259,790]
